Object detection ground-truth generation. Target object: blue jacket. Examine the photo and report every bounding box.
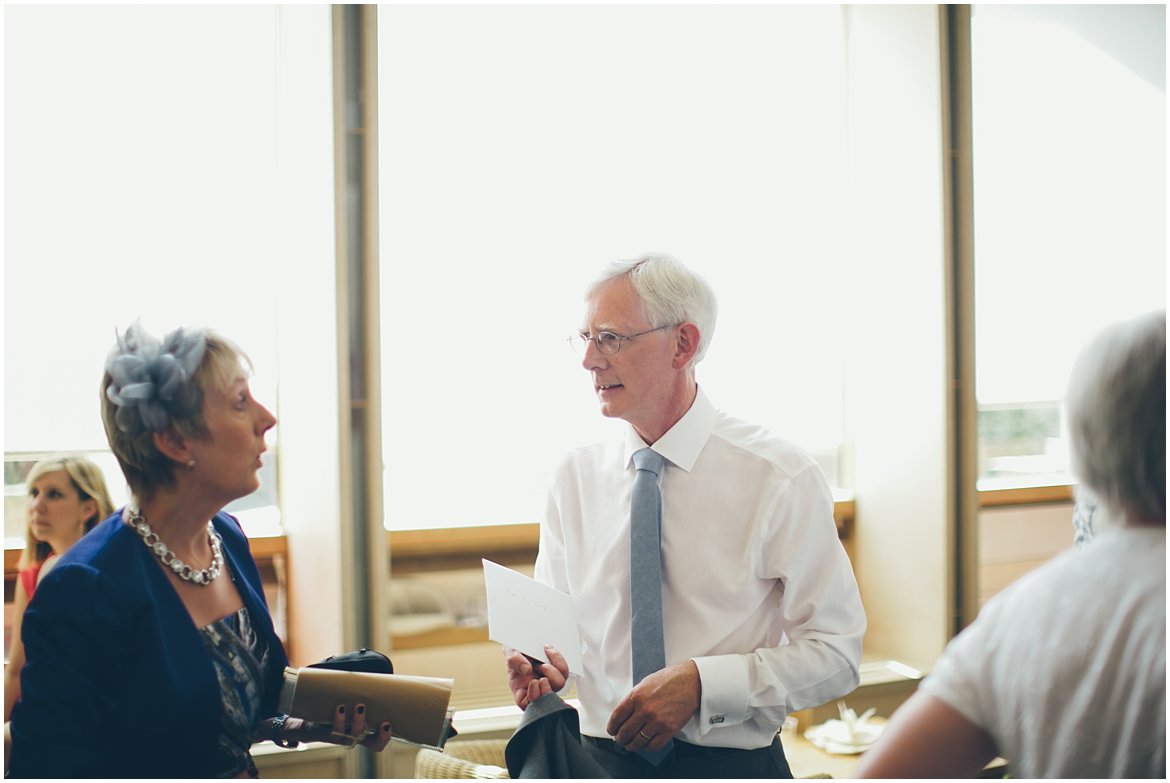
[8,510,288,778]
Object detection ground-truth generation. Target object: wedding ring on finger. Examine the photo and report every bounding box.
[638,729,653,742]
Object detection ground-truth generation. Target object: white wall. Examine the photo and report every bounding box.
[270,4,348,667]
[843,4,955,670]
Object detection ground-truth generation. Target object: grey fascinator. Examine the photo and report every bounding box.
[105,321,208,434]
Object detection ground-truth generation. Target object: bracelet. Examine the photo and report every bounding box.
[269,714,300,749]
[331,730,361,749]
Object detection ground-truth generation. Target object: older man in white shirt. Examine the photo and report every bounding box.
[505,253,866,778]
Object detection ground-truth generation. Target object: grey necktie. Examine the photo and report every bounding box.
[630,447,673,764]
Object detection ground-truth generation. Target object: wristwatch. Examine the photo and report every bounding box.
[269,714,300,749]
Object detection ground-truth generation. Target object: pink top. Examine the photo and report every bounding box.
[18,561,44,599]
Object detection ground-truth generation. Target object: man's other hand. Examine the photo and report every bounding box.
[607,660,701,753]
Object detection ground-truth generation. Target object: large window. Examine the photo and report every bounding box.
[3,5,318,543]
[378,4,853,531]
[971,4,1165,489]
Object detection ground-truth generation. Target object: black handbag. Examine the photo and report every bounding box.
[308,647,394,675]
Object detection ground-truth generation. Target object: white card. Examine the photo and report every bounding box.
[482,558,584,678]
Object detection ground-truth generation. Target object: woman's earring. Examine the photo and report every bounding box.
[186,459,196,471]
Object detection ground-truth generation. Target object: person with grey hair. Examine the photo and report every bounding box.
[857,309,1166,779]
[503,253,866,778]
[8,323,394,778]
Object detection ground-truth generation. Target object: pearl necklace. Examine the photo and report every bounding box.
[123,505,224,586]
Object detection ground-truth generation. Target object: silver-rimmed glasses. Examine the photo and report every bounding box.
[568,324,676,355]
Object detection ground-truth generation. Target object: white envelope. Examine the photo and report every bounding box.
[482,558,584,677]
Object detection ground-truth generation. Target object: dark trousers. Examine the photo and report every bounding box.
[504,693,794,780]
[581,735,794,779]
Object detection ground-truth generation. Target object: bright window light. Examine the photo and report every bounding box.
[4,5,293,539]
[972,5,1165,488]
[378,5,851,531]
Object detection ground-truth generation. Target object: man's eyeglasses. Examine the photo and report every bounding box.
[569,324,675,355]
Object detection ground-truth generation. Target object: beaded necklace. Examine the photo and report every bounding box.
[123,505,224,586]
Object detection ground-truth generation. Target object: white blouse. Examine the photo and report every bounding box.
[921,525,1166,778]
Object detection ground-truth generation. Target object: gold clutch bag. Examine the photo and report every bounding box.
[278,666,457,748]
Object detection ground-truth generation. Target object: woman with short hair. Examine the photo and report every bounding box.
[8,322,393,777]
[857,310,1166,779]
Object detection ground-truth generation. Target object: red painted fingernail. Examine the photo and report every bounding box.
[338,706,346,714]
[356,705,365,715]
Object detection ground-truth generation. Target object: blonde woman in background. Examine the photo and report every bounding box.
[3,454,114,721]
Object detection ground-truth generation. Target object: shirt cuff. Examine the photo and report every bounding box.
[691,654,750,734]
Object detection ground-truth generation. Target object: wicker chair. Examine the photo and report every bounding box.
[415,738,510,779]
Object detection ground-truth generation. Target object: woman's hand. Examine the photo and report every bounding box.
[325,703,393,752]
[266,704,393,752]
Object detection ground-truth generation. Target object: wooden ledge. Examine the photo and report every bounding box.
[978,483,1074,507]
[390,498,858,565]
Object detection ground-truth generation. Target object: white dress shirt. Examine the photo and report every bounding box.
[536,388,866,748]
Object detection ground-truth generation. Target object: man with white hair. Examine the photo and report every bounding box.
[504,253,866,778]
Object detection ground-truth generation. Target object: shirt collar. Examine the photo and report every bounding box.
[624,386,717,473]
